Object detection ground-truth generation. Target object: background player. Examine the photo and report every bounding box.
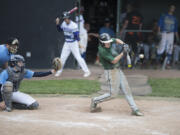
[75,7,88,59]
[157,4,179,68]
[120,3,143,67]
[55,11,91,77]
[0,55,57,112]
[90,33,143,116]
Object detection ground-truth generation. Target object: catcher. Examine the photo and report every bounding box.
[0,55,61,112]
[90,33,143,116]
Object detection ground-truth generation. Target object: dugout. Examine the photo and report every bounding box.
[81,0,180,63]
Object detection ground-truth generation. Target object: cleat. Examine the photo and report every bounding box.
[5,107,12,112]
[90,98,102,113]
[83,71,91,77]
[132,110,144,116]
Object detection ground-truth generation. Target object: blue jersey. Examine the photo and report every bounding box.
[0,69,34,85]
[0,45,11,67]
[158,13,178,33]
[57,20,80,42]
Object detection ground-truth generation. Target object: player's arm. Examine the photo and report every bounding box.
[115,38,125,44]
[55,17,63,32]
[24,69,55,78]
[100,49,124,64]
[2,62,8,69]
[73,29,83,48]
[33,70,55,77]
[111,52,124,64]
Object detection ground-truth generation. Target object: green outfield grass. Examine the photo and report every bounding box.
[19,78,180,98]
[148,78,180,98]
[19,79,100,95]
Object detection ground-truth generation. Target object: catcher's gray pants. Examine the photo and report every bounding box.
[93,68,138,111]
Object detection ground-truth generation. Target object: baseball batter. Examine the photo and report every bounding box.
[55,11,90,77]
[90,33,143,116]
[0,55,56,112]
[157,4,179,66]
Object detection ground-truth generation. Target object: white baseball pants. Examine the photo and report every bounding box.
[157,32,174,55]
[59,41,89,74]
[12,91,36,106]
[79,31,88,54]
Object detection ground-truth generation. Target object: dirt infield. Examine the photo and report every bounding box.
[1,66,180,135]
[0,97,180,135]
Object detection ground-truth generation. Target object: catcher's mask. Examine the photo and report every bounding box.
[99,33,113,47]
[9,55,25,73]
[62,11,70,19]
[7,37,19,54]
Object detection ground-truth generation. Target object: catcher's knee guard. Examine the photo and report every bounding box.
[2,81,13,112]
[28,101,39,110]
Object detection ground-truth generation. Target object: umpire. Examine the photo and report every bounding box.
[90,33,143,116]
[0,37,19,110]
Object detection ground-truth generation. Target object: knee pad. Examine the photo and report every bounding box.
[3,81,13,93]
[2,81,13,112]
[28,101,39,110]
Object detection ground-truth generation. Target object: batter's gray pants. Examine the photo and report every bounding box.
[93,68,139,111]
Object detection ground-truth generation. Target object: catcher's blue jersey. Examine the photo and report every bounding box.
[0,69,34,85]
[158,13,178,33]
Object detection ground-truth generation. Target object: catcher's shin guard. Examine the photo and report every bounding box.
[2,81,13,112]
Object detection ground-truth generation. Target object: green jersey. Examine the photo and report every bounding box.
[98,38,120,70]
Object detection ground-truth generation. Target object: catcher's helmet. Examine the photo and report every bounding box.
[99,33,113,44]
[9,55,25,67]
[62,11,70,19]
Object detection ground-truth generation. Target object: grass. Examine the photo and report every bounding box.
[19,78,180,98]
[148,78,180,98]
[19,79,100,95]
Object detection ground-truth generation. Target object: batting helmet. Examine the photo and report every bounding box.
[99,33,113,44]
[62,11,70,19]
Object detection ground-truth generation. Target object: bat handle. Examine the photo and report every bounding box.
[127,53,132,68]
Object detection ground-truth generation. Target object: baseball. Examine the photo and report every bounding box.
[139,54,144,59]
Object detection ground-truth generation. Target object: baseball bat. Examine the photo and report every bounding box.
[127,53,132,68]
[68,7,78,14]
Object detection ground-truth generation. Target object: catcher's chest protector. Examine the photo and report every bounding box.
[7,67,25,92]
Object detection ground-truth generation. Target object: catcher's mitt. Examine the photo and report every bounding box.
[52,57,62,71]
